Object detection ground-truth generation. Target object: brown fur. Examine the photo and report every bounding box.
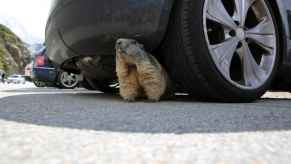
[115,38,172,101]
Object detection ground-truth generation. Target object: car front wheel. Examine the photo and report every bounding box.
[160,0,280,102]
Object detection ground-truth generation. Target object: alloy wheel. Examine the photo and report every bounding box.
[60,72,79,88]
[203,0,277,89]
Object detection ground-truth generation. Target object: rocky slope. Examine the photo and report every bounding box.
[0,24,31,75]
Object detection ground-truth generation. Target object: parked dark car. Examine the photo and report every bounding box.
[32,47,80,89]
[46,0,291,102]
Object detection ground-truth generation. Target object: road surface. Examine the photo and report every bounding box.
[0,84,291,163]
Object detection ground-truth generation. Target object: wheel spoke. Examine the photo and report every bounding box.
[234,0,255,26]
[210,37,240,79]
[246,17,275,52]
[246,34,275,52]
[247,17,274,35]
[239,41,267,87]
[206,0,237,29]
[69,80,74,85]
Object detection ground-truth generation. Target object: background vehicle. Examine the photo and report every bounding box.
[32,47,80,89]
[46,0,291,101]
[6,74,26,84]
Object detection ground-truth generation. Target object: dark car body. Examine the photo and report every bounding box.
[46,0,174,67]
[46,0,291,68]
[32,47,58,84]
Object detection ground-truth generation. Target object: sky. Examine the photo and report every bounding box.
[0,0,53,44]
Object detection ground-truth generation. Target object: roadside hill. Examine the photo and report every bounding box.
[0,24,31,75]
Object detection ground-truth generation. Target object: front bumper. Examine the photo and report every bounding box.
[45,0,173,66]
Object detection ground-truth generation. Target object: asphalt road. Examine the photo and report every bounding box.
[0,84,291,163]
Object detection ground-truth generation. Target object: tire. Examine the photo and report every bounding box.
[57,71,79,89]
[33,81,46,87]
[159,0,280,102]
[83,77,119,93]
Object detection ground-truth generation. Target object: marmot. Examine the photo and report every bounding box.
[115,38,173,101]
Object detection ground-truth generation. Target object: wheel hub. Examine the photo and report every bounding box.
[235,28,246,41]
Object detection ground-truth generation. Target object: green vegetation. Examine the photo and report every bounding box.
[0,46,8,72]
[0,24,30,75]
[0,24,14,36]
[0,24,22,45]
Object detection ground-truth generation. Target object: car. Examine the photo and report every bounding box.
[46,0,291,102]
[6,74,26,84]
[32,47,80,89]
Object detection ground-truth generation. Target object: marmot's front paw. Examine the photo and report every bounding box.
[147,95,161,102]
[122,96,136,102]
[147,98,160,102]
